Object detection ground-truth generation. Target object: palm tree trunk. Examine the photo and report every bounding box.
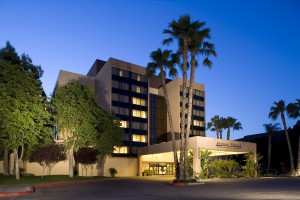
[297,134,300,175]
[185,50,196,179]
[267,134,271,174]
[159,69,179,180]
[3,148,9,175]
[281,113,296,175]
[227,128,230,140]
[179,38,189,180]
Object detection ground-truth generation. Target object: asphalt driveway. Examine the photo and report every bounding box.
[6,176,300,200]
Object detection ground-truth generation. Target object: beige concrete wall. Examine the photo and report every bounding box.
[56,70,96,92]
[0,156,138,177]
[163,78,181,134]
[104,157,138,177]
[95,60,112,110]
[24,161,69,176]
[107,57,146,75]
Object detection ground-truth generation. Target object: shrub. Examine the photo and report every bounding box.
[108,167,117,177]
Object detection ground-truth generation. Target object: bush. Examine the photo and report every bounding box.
[209,159,241,178]
[108,167,117,177]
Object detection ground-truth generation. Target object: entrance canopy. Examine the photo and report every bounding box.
[138,136,256,176]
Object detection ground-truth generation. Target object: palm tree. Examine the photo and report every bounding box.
[146,48,180,180]
[223,117,243,140]
[269,100,296,175]
[163,14,203,180]
[287,99,300,175]
[185,26,216,178]
[263,123,281,174]
[207,115,224,139]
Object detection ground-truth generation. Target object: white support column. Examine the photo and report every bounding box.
[193,147,201,176]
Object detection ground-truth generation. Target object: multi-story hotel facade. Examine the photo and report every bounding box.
[0,57,256,177]
[53,57,256,177]
[56,57,206,157]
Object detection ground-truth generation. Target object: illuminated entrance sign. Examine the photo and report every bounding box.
[216,142,241,149]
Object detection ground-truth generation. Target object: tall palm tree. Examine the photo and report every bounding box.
[287,99,300,175]
[263,123,281,174]
[184,26,216,178]
[223,117,243,140]
[269,100,296,175]
[146,48,180,180]
[207,115,223,139]
[163,14,203,180]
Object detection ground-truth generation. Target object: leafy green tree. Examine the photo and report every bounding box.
[0,42,47,176]
[223,117,243,140]
[52,81,100,178]
[30,143,66,177]
[146,48,180,180]
[75,147,98,176]
[0,60,52,180]
[287,99,300,175]
[263,123,281,174]
[0,41,43,79]
[93,110,123,176]
[269,100,296,175]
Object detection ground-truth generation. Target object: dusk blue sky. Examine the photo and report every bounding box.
[1,0,299,140]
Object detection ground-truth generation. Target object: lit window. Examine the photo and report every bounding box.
[132,109,147,118]
[120,120,129,128]
[193,120,204,127]
[132,97,146,106]
[114,146,128,154]
[132,85,147,94]
[132,134,147,143]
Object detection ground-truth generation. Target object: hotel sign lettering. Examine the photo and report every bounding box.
[216,142,241,149]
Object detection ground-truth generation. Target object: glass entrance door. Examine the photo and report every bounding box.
[148,162,174,175]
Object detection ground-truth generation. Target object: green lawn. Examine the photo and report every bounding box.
[0,175,110,185]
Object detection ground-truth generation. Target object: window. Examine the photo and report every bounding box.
[193,120,204,127]
[131,122,147,130]
[192,130,205,136]
[132,85,147,94]
[120,82,129,90]
[193,99,204,107]
[120,120,129,128]
[114,146,128,154]
[193,110,205,117]
[124,134,130,141]
[112,106,129,115]
[132,134,147,143]
[112,93,129,103]
[119,95,129,103]
[132,97,146,106]
[132,109,147,118]
[132,73,147,82]
[112,80,129,90]
[112,68,129,78]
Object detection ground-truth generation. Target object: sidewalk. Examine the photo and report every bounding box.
[0,185,34,197]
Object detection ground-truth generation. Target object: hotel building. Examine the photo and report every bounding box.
[56,57,206,157]
[50,57,256,177]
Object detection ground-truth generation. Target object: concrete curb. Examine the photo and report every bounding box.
[35,178,120,187]
[169,182,205,186]
[0,186,34,197]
